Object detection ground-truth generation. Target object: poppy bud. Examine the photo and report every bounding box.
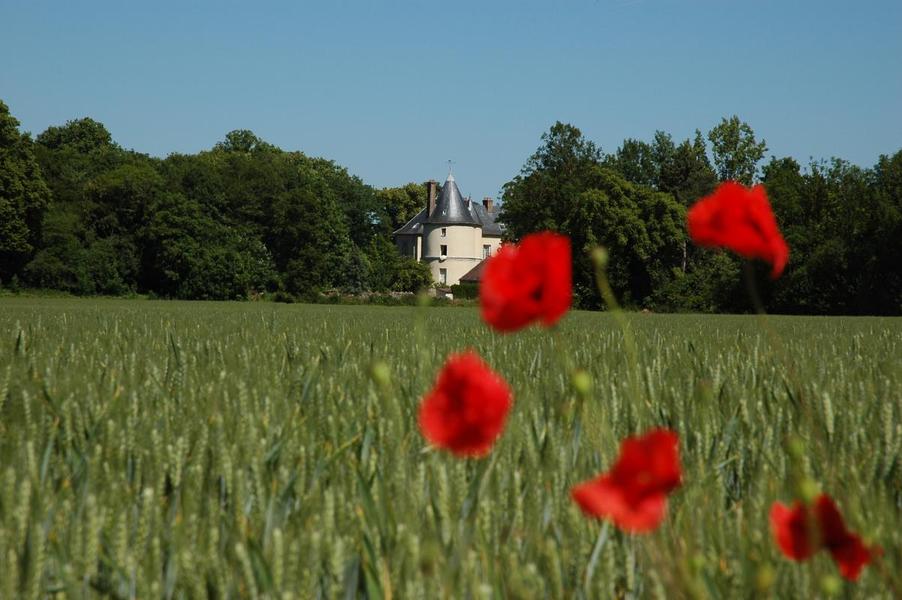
[571,369,592,398]
[820,574,842,596]
[755,563,775,592]
[590,246,609,270]
[369,360,391,389]
[787,436,806,460]
[796,477,820,505]
[689,553,706,573]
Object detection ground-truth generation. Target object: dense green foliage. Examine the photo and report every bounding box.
[1,99,899,314]
[451,282,480,299]
[0,299,899,597]
[501,120,902,314]
[1,101,429,300]
[0,101,51,283]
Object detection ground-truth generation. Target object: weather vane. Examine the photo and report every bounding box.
[447,159,454,179]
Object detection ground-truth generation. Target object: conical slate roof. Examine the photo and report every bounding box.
[425,174,480,225]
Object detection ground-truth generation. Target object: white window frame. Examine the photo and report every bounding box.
[441,228,447,237]
[439,268,447,285]
[483,244,491,259]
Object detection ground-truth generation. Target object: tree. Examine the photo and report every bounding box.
[142,192,275,299]
[867,150,902,313]
[379,183,427,231]
[501,123,685,307]
[36,118,113,153]
[500,122,603,239]
[708,116,767,185]
[657,131,718,206]
[605,138,656,187]
[268,176,353,296]
[214,129,275,154]
[0,101,51,282]
[392,258,432,292]
[562,171,685,306]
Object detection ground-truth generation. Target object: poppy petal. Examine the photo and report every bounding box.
[687,181,790,278]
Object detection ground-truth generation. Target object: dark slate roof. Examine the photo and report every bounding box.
[392,174,505,237]
[470,201,504,237]
[425,174,480,226]
[459,259,488,283]
[393,207,427,236]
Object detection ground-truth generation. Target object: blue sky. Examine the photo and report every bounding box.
[2,0,900,199]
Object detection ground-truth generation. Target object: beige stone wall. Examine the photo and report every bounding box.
[483,235,502,258]
[423,224,483,286]
[398,226,503,286]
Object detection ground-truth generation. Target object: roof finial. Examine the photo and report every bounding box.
[447,160,455,182]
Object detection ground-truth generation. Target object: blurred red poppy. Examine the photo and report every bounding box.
[815,495,876,581]
[769,494,877,581]
[418,350,513,457]
[571,429,681,532]
[769,500,818,561]
[687,181,789,278]
[480,231,571,332]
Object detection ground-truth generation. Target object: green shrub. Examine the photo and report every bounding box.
[450,282,479,299]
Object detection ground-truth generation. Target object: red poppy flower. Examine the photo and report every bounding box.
[687,181,789,278]
[769,495,877,581]
[814,496,876,581]
[480,231,571,332]
[769,500,818,561]
[418,350,513,457]
[571,429,681,532]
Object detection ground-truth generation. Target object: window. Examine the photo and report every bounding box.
[440,244,448,258]
[439,268,447,285]
[441,228,447,237]
[483,244,491,259]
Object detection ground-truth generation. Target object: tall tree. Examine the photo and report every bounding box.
[501,123,685,307]
[500,121,603,238]
[707,116,767,185]
[657,131,718,206]
[379,182,427,231]
[36,117,112,153]
[0,101,51,282]
[605,138,657,187]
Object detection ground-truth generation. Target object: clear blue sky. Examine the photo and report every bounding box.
[2,0,900,200]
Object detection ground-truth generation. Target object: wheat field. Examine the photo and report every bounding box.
[0,298,899,598]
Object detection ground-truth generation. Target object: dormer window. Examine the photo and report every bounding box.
[441,228,447,237]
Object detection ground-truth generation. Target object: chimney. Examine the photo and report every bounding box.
[427,180,438,216]
[482,196,494,213]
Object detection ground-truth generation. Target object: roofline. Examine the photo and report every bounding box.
[421,220,481,227]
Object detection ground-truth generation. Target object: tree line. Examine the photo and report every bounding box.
[1,99,900,313]
[501,119,902,315]
[0,100,432,301]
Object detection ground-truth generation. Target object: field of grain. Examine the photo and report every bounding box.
[0,298,899,598]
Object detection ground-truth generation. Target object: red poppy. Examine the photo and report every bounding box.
[769,494,877,581]
[769,500,818,561]
[480,231,571,332]
[814,496,876,581]
[418,350,513,457]
[687,181,789,278]
[571,429,681,532]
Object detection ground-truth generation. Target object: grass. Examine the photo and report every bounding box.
[0,297,900,598]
